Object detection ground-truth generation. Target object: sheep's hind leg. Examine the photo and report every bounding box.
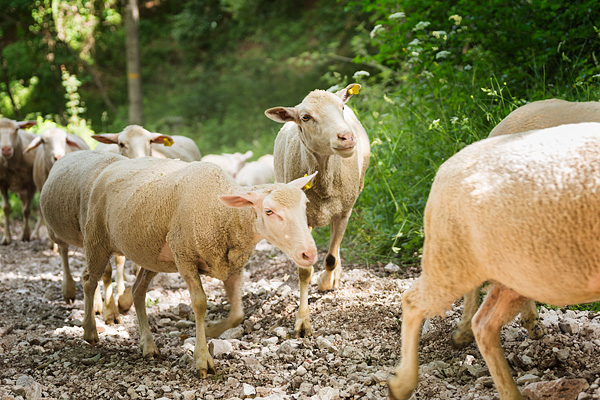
[132,268,159,358]
[58,242,76,302]
[18,187,35,241]
[451,287,480,348]
[519,299,546,340]
[206,271,244,338]
[101,261,120,325]
[115,255,133,313]
[472,283,528,400]
[295,265,313,337]
[82,248,112,345]
[317,213,350,291]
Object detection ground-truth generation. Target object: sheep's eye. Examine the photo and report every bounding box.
[265,209,274,216]
[119,143,125,148]
[301,114,312,122]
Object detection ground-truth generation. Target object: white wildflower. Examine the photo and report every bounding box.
[464,65,473,71]
[421,70,434,79]
[352,70,370,79]
[411,51,420,57]
[450,116,459,124]
[370,24,384,39]
[408,38,421,47]
[326,84,342,93]
[383,94,395,104]
[413,21,431,31]
[429,119,441,130]
[389,12,405,20]
[449,14,462,25]
[371,138,383,146]
[432,30,447,40]
[435,50,451,60]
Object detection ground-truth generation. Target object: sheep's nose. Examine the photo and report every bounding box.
[337,132,354,142]
[54,154,62,161]
[300,248,317,265]
[2,146,13,157]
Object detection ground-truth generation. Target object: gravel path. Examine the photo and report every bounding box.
[0,233,599,400]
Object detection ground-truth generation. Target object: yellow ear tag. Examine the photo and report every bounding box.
[163,137,174,147]
[303,173,313,190]
[348,85,360,95]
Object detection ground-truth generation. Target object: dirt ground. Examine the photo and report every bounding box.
[0,225,599,400]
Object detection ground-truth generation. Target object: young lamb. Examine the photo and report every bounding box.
[40,150,128,320]
[453,99,600,349]
[93,125,202,161]
[389,122,600,400]
[24,127,89,239]
[201,150,253,178]
[68,155,316,377]
[265,83,370,336]
[0,118,38,245]
[235,161,274,186]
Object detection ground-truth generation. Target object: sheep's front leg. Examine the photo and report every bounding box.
[206,271,244,338]
[317,213,350,291]
[18,187,35,241]
[472,283,527,400]
[58,242,76,302]
[30,213,44,240]
[1,185,12,245]
[132,268,159,358]
[101,261,120,325]
[179,260,216,378]
[388,282,426,400]
[519,299,546,340]
[115,255,133,313]
[295,265,313,337]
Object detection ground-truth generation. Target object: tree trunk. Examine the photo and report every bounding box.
[124,0,143,125]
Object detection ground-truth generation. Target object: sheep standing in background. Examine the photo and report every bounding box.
[265,83,370,336]
[67,156,316,377]
[452,99,600,349]
[40,150,127,322]
[389,122,600,400]
[0,118,38,245]
[24,127,89,240]
[93,125,202,161]
[201,150,253,178]
[235,160,274,186]
[257,153,274,170]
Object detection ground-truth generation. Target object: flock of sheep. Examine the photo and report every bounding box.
[1,83,600,399]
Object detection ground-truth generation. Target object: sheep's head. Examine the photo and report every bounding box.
[24,128,84,164]
[92,125,174,159]
[219,172,318,268]
[0,118,36,159]
[265,84,361,159]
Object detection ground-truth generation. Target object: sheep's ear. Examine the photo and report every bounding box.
[92,133,120,144]
[265,107,298,124]
[219,191,262,208]
[335,83,361,103]
[151,133,175,147]
[18,120,37,129]
[243,150,253,160]
[288,171,318,190]
[66,137,84,149]
[23,136,43,153]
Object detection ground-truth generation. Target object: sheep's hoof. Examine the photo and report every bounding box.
[118,287,133,313]
[524,319,547,340]
[195,357,216,378]
[83,330,99,345]
[294,318,312,338]
[317,271,334,292]
[450,328,474,349]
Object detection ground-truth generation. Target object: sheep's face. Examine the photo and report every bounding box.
[92,125,174,159]
[0,118,36,159]
[265,84,361,159]
[220,173,318,268]
[223,151,253,178]
[24,128,84,165]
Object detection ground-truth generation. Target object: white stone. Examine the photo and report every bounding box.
[209,339,234,357]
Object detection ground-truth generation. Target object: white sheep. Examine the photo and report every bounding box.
[389,122,600,400]
[0,118,38,245]
[235,160,274,186]
[93,125,202,161]
[265,83,370,336]
[453,99,600,349]
[23,127,89,240]
[44,152,317,377]
[201,150,253,178]
[40,150,128,321]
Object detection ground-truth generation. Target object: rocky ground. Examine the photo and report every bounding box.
[0,227,600,400]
